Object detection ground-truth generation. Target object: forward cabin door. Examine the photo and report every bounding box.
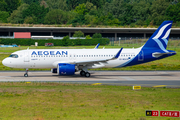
[24,51,29,62]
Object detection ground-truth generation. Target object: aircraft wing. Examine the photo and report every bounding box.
[70,48,123,65]
[52,48,123,67]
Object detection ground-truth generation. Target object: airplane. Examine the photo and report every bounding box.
[2,21,176,77]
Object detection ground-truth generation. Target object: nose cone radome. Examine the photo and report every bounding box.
[2,58,8,66]
[2,58,9,66]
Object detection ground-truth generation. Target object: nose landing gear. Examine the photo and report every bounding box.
[24,68,28,77]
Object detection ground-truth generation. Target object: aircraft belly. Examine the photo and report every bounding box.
[104,59,128,68]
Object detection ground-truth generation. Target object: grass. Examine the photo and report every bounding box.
[0,82,179,120]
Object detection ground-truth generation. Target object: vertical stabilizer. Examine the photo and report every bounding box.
[143,21,173,51]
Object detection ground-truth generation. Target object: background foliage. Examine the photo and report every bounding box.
[0,38,109,46]
[0,0,179,26]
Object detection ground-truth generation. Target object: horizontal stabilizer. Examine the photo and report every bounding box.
[152,52,176,58]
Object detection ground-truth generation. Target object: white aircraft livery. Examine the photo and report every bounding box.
[2,21,176,77]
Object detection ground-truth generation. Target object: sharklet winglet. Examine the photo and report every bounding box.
[113,48,123,59]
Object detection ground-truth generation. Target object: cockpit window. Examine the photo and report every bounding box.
[9,54,18,58]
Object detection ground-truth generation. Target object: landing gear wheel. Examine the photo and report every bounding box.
[85,72,90,77]
[24,68,29,77]
[24,73,28,77]
[80,71,86,76]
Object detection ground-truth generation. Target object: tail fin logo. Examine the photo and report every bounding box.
[152,23,172,52]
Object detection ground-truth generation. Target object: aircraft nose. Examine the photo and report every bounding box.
[2,58,8,66]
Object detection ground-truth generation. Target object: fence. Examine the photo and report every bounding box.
[0,36,180,48]
[105,37,180,48]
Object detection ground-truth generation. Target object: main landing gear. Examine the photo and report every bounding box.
[24,68,28,77]
[80,70,90,77]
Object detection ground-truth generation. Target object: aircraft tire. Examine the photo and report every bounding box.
[85,72,90,77]
[80,71,86,76]
[24,73,28,77]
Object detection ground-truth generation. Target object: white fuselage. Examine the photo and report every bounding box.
[2,48,141,69]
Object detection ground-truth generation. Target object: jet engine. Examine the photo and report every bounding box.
[51,68,57,73]
[57,63,75,75]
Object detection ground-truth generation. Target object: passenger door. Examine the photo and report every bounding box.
[24,51,29,62]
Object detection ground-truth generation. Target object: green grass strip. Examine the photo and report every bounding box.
[0,82,179,120]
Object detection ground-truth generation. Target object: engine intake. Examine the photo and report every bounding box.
[57,63,75,75]
[51,68,57,73]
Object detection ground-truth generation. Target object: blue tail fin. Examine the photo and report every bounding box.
[143,21,173,51]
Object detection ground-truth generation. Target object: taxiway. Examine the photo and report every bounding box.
[0,71,179,88]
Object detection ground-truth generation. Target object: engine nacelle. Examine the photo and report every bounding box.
[57,63,75,75]
[51,68,57,73]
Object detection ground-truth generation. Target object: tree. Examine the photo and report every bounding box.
[92,33,102,38]
[0,11,9,23]
[0,0,7,11]
[40,0,48,8]
[84,14,96,24]
[75,3,88,15]
[103,0,133,25]
[86,35,91,39]
[24,16,35,24]
[166,2,180,22]
[73,31,84,37]
[131,1,151,25]
[22,3,49,24]
[46,0,67,11]
[44,9,74,24]
[7,3,29,23]
[66,0,81,10]
[62,36,69,46]
[69,2,97,25]
[150,0,170,25]
[4,0,21,13]
[22,0,39,5]
[89,0,104,8]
